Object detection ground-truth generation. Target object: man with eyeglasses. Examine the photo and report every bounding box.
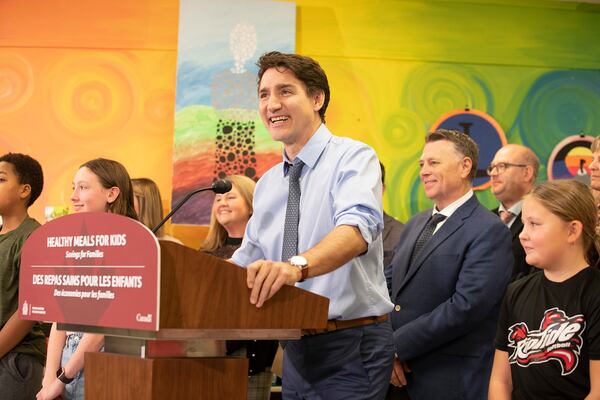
[488,144,540,281]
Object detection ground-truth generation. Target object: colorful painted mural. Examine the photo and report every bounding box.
[172,1,295,224]
[1,0,600,245]
[547,135,595,183]
[296,0,600,220]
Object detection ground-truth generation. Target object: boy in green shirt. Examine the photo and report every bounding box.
[0,153,46,399]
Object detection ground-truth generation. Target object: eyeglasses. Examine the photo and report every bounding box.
[486,162,528,175]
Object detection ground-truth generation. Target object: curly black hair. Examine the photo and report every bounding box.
[0,153,44,206]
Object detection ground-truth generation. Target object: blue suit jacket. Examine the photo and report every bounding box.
[387,194,512,400]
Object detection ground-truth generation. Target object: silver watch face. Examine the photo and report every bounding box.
[289,255,308,268]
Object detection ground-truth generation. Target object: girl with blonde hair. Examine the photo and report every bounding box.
[489,180,600,400]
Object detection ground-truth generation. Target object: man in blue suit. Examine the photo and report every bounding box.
[388,129,513,400]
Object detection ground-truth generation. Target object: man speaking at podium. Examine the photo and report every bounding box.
[231,51,395,399]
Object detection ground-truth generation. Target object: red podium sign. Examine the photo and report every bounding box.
[19,212,160,331]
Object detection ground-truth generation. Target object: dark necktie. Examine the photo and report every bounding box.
[281,159,305,262]
[410,213,447,265]
[499,210,514,225]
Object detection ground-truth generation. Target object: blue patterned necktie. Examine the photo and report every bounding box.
[409,213,447,266]
[281,159,305,262]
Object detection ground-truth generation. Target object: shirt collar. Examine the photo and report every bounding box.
[499,200,523,216]
[432,189,474,219]
[283,123,331,175]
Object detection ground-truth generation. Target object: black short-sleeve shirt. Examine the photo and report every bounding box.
[495,267,600,399]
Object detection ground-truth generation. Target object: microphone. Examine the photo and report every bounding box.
[152,179,232,234]
[211,179,233,194]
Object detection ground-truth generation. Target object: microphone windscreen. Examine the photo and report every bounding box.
[211,179,233,194]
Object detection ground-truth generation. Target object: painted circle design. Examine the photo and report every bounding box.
[402,64,493,124]
[547,135,594,181]
[49,55,135,138]
[0,52,34,114]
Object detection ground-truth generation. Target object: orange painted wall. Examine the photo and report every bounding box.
[0,0,208,246]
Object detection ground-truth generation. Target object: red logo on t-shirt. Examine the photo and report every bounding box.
[508,307,586,376]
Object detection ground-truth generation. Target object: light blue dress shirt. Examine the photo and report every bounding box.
[232,124,394,320]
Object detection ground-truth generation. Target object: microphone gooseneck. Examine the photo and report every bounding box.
[151,179,232,234]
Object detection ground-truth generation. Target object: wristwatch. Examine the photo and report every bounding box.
[56,367,74,384]
[289,255,309,282]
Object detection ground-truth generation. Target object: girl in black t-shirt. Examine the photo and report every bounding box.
[488,180,600,400]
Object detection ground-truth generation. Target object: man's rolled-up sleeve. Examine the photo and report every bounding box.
[332,146,383,247]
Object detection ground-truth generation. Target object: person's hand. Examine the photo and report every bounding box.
[247,259,302,307]
[36,379,65,400]
[41,376,54,391]
[390,357,411,387]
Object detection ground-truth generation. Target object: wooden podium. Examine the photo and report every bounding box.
[76,241,329,399]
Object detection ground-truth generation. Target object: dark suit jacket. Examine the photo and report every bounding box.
[387,195,512,400]
[383,212,404,269]
[491,207,535,282]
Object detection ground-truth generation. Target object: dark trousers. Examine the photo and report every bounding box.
[386,385,410,400]
[282,319,395,400]
[0,352,44,400]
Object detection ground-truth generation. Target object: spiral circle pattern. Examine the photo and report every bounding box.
[402,63,494,124]
[0,52,34,114]
[49,55,135,138]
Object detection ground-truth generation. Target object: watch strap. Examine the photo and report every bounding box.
[56,368,74,384]
[299,265,309,282]
[289,256,309,282]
